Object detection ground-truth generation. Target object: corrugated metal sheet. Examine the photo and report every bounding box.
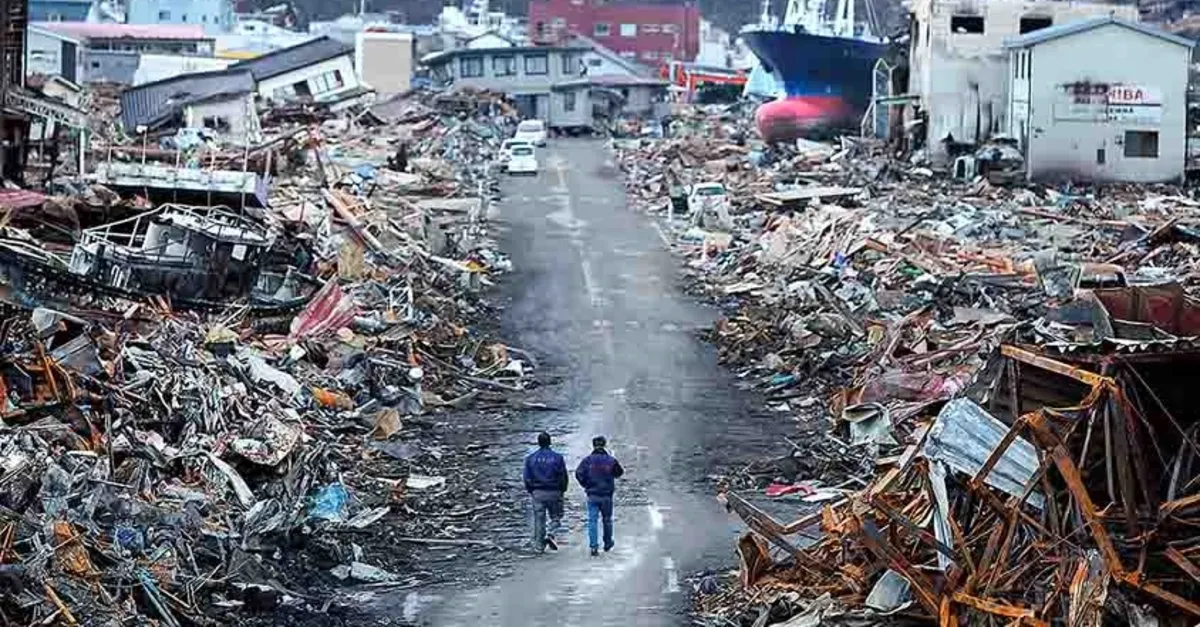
[231,36,352,81]
[119,69,254,132]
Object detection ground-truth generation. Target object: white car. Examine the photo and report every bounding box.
[499,139,533,164]
[506,145,538,175]
[513,120,547,146]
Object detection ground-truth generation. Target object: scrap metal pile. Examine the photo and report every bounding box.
[0,89,522,624]
[615,108,1200,625]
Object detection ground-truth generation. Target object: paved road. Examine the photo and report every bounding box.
[395,139,783,626]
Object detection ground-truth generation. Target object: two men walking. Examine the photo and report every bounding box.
[523,432,625,556]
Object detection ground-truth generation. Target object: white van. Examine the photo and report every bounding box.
[514,120,547,146]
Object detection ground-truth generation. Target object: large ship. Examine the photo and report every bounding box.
[742,0,886,141]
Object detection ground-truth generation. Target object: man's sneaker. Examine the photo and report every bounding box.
[603,544,614,553]
[545,536,559,551]
[590,548,599,557]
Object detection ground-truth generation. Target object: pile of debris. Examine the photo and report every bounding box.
[0,89,523,624]
[614,115,1200,624]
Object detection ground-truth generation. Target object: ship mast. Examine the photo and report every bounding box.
[758,0,776,28]
[832,0,854,37]
[783,0,823,34]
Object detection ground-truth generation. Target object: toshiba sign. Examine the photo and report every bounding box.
[1055,83,1162,124]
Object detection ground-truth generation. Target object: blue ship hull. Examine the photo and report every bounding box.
[742,27,886,127]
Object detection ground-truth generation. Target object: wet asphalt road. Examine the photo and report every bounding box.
[387,139,788,626]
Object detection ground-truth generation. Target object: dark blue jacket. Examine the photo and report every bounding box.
[574,449,624,498]
[524,446,568,493]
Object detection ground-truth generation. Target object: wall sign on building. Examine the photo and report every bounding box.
[1053,82,1162,124]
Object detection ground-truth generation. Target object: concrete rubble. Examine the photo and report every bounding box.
[615,103,1200,626]
[0,88,529,624]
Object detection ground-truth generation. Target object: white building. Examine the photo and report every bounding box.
[355,31,415,96]
[906,0,1138,164]
[231,36,367,108]
[1006,16,1193,183]
[695,18,732,68]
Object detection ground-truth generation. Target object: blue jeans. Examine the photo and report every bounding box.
[586,496,614,550]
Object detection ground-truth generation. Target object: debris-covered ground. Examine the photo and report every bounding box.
[615,105,1200,625]
[0,88,545,625]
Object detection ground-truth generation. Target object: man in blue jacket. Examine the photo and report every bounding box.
[524,432,568,552]
[575,435,625,556]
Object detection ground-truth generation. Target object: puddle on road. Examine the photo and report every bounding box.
[402,591,442,623]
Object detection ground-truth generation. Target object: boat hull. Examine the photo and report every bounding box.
[742,28,885,141]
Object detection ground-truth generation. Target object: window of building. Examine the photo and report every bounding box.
[620,23,637,37]
[562,53,580,74]
[587,58,602,67]
[312,72,333,93]
[950,15,984,34]
[1019,16,1052,34]
[642,24,660,33]
[202,116,231,132]
[460,56,484,78]
[594,23,610,37]
[563,91,576,112]
[525,54,549,75]
[1124,131,1159,158]
[662,53,673,61]
[643,50,657,60]
[244,23,255,31]
[493,55,516,76]
[47,11,61,20]
[662,23,678,34]
[90,61,100,69]
[181,13,187,21]
[158,10,171,19]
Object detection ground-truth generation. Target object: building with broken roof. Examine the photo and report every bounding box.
[120,67,259,140]
[1005,16,1193,183]
[904,0,1138,164]
[231,35,367,108]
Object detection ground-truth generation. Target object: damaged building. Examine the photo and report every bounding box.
[903,0,1138,164]
[1006,16,1193,183]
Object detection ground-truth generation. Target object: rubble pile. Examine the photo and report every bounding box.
[0,89,524,624]
[615,120,1200,624]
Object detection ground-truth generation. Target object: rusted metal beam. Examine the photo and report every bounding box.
[1025,411,1126,575]
[1106,399,1142,538]
[1119,575,1200,616]
[1165,546,1200,583]
[1000,345,1113,387]
[1161,491,1200,517]
[951,592,1048,626]
[859,514,940,615]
